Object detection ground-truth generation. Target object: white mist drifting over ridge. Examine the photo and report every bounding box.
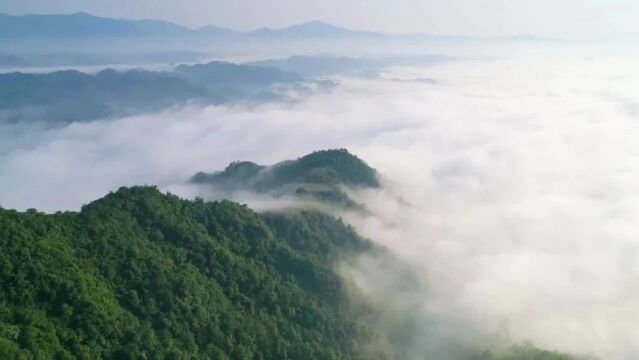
[341,52,639,359]
[1,47,639,359]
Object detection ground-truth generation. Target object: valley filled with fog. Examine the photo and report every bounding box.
[2,41,638,359]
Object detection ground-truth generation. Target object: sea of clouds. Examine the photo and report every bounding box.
[1,46,638,359]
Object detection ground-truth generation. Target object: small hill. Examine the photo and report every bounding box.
[248,21,381,38]
[191,149,379,208]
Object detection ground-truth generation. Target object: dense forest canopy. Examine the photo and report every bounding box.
[0,186,386,359]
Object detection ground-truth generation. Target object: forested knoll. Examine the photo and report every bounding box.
[0,150,587,359]
[191,149,379,209]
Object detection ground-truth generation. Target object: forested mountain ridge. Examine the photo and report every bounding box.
[0,61,303,124]
[0,186,386,359]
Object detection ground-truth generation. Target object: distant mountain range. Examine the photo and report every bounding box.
[0,61,305,124]
[0,12,380,40]
[0,12,232,39]
[0,12,555,41]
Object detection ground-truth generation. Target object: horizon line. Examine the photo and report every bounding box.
[0,11,559,40]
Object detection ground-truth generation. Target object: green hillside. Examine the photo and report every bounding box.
[0,186,384,359]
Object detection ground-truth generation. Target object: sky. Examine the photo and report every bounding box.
[1,0,639,39]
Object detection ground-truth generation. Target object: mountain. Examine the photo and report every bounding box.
[0,186,385,359]
[196,25,239,37]
[0,150,590,359]
[0,12,236,39]
[0,13,376,40]
[0,50,209,69]
[250,56,371,77]
[0,12,557,48]
[0,69,204,123]
[0,13,378,41]
[175,61,303,88]
[0,13,379,41]
[248,20,381,38]
[191,149,380,208]
[248,55,451,77]
[0,61,303,124]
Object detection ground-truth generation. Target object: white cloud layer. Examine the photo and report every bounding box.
[1,48,639,359]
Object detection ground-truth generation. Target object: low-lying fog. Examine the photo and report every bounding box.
[1,45,638,359]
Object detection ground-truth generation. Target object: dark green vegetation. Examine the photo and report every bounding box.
[0,61,303,124]
[191,149,379,209]
[0,186,387,359]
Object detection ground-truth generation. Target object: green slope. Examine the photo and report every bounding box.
[0,186,384,359]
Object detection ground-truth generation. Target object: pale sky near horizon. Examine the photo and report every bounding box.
[1,0,638,40]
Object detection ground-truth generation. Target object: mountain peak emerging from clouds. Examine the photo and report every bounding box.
[284,20,348,33]
[191,149,379,209]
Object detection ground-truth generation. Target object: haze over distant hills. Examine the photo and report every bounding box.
[0,61,304,124]
[0,12,556,69]
[0,12,235,39]
[0,12,379,40]
[0,12,555,41]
